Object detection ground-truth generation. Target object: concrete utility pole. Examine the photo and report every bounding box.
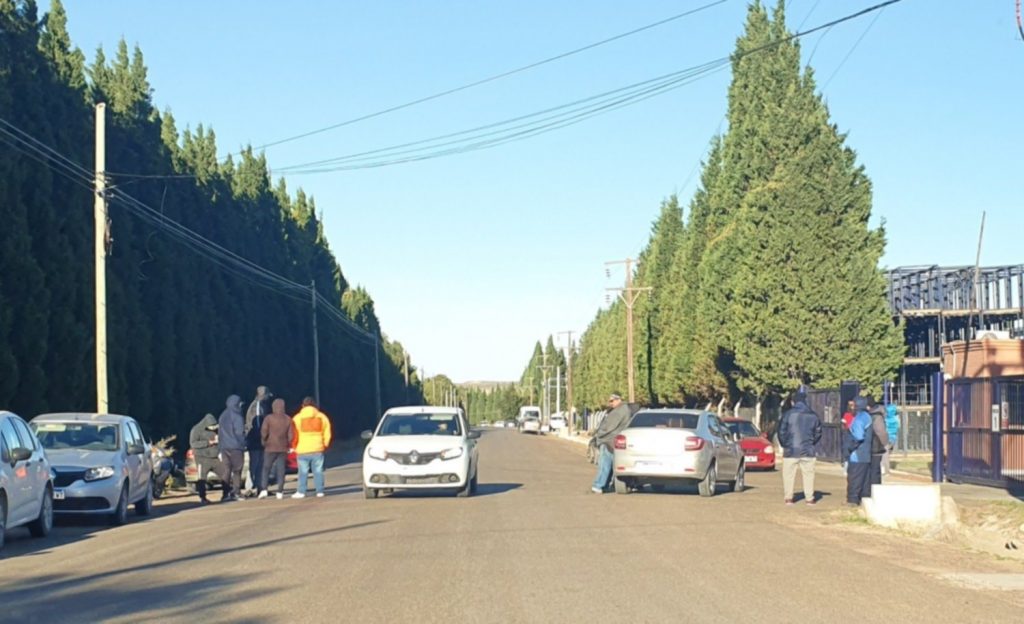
[606,258,652,403]
[558,330,575,436]
[403,350,410,403]
[311,280,320,406]
[94,102,109,414]
[555,365,561,421]
[373,334,381,416]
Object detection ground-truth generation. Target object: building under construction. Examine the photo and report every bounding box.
[887,264,1024,412]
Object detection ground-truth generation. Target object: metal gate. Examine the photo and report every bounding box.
[944,377,1024,488]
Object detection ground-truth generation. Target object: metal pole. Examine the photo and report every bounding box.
[555,365,562,424]
[311,280,320,406]
[94,102,109,413]
[931,371,944,483]
[373,334,381,416]
[567,336,574,437]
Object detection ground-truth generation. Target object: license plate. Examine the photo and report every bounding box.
[53,489,66,500]
[635,461,662,468]
[745,456,759,463]
[405,477,435,484]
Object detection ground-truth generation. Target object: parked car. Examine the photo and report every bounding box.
[549,414,567,431]
[722,417,776,470]
[183,449,297,493]
[520,416,542,434]
[612,409,745,496]
[31,413,153,525]
[0,411,54,550]
[361,406,480,499]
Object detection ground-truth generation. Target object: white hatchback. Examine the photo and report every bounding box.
[361,406,480,499]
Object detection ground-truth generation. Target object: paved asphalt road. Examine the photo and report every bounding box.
[1,429,1022,623]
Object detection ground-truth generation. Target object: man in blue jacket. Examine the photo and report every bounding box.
[846,397,874,505]
[778,391,822,505]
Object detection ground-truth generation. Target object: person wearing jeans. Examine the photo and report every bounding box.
[290,396,333,499]
[590,393,631,494]
[260,398,292,499]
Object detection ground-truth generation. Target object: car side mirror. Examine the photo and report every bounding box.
[11,447,32,463]
[360,430,374,441]
[127,443,145,455]
[467,430,481,440]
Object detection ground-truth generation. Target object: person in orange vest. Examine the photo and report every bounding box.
[290,397,333,499]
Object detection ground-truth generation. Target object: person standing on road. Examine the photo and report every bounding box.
[291,397,332,499]
[778,391,822,506]
[244,386,272,497]
[590,393,632,494]
[868,399,889,487]
[189,413,223,505]
[218,394,246,502]
[845,397,875,505]
[260,398,292,500]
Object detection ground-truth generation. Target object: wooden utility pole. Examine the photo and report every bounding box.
[606,258,652,403]
[558,330,575,436]
[311,280,320,406]
[94,103,109,413]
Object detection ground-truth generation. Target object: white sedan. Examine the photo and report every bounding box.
[361,406,480,498]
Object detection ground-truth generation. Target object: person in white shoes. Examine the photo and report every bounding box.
[259,398,293,500]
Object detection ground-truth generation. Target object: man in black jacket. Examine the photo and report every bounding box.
[778,391,822,506]
[189,413,223,505]
[590,393,632,493]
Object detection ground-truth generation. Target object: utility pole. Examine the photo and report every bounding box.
[558,330,575,436]
[403,350,410,404]
[94,102,109,414]
[555,365,562,422]
[606,258,652,403]
[373,334,382,416]
[311,280,320,406]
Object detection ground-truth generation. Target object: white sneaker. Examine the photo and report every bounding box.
[257,490,268,500]
[275,492,284,500]
[316,492,325,498]
[292,492,306,499]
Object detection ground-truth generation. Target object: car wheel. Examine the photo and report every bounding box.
[469,471,479,495]
[136,479,154,516]
[110,483,129,526]
[363,486,378,500]
[0,495,7,551]
[28,487,53,538]
[730,462,746,493]
[614,477,629,495]
[651,484,666,493]
[698,463,717,498]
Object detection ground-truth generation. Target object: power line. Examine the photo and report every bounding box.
[0,116,376,343]
[821,5,886,90]
[233,0,730,156]
[274,0,905,174]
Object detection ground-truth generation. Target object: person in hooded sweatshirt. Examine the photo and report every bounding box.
[244,386,273,497]
[260,398,292,500]
[218,394,247,502]
[845,397,875,505]
[867,399,890,487]
[290,396,332,499]
[778,390,823,506]
[189,413,223,505]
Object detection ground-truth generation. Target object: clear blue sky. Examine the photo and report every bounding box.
[62,0,1024,382]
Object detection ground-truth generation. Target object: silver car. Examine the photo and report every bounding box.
[611,409,745,496]
[31,413,153,525]
[0,411,54,550]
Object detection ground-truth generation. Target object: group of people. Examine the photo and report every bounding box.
[586,387,902,508]
[776,391,901,507]
[189,386,333,504]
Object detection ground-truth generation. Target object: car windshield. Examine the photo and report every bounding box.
[726,421,760,438]
[32,422,120,451]
[522,411,540,419]
[629,412,700,429]
[378,414,462,436]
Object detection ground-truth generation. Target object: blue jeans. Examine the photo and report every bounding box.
[592,445,614,491]
[297,453,325,494]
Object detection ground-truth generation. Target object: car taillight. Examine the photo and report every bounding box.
[614,435,627,450]
[685,436,705,451]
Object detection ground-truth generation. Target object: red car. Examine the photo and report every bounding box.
[722,418,776,470]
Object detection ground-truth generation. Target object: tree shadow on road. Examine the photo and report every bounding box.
[0,570,280,623]
[383,483,522,499]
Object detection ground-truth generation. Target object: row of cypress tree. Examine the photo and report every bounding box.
[0,0,422,443]
[564,2,905,413]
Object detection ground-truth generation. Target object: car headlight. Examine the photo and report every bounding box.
[50,468,57,480]
[440,447,464,460]
[84,466,116,481]
[763,446,775,454]
[367,447,388,461]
